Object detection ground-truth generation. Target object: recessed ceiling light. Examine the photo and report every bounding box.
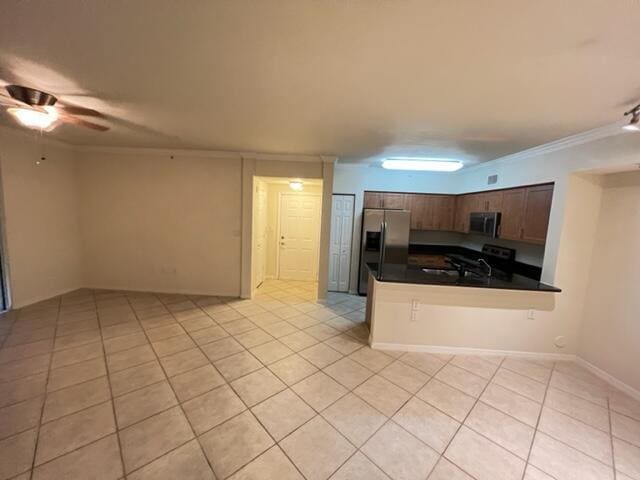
[7,106,58,130]
[289,180,304,191]
[381,158,464,172]
[623,104,640,132]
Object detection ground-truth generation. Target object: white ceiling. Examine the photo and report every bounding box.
[1,1,639,166]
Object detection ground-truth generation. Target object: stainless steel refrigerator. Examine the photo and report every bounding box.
[358,209,410,295]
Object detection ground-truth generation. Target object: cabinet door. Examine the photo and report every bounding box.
[522,185,553,244]
[363,192,383,209]
[406,194,427,229]
[419,195,435,229]
[453,195,469,232]
[484,191,503,211]
[432,195,455,231]
[466,193,484,215]
[382,193,406,210]
[499,188,526,240]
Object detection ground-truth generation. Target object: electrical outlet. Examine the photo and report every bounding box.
[527,309,535,320]
[411,299,420,311]
[410,311,417,322]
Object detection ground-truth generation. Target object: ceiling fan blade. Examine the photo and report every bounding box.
[56,105,103,117]
[58,113,109,131]
[0,92,23,106]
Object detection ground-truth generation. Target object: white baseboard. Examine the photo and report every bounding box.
[371,342,576,361]
[575,357,640,401]
[371,341,640,401]
[12,285,84,309]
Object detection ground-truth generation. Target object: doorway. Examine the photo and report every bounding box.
[251,179,268,290]
[251,177,323,295]
[328,194,354,292]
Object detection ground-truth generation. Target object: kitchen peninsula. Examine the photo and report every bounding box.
[364,257,561,353]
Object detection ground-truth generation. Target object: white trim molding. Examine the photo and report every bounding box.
[575,357,640,401]
[462,121,627,173]
[371,341,640,401]
[371,342,576,362]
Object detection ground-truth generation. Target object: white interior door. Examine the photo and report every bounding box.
[328,194,354,292]
[252,181,267,290]
[278,193,322,281]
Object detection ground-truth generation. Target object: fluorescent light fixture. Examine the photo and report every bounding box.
[7,106,58,130]
[289,180,304,191]
[382,158,464,172]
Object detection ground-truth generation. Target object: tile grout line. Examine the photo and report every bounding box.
[430,355,510,480]
[169,301,315,480]
[95,290,130,480]
[354,351,458,480]
[122,290,319,479]
[520,360,556,480]
[608,397,618,480]
[197,286,364,479]
[120,292,223,478]
[28,294,62,480]
[164,295,315,480]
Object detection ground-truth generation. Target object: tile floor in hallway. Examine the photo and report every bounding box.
[0,278,638,480]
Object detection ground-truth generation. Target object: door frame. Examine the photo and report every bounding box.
[276,192,323,281]
[329,193,355,292]
[251,179,268,292]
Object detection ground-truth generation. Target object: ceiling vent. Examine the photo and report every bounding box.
[487,174,498,185]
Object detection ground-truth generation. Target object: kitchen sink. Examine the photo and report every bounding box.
[421,268,459,277]
[422,268,484,278]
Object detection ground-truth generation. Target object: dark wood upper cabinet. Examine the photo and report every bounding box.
[453,195,469,232]
[363,192,406,209]
[521,184,553,244]
[381,193,406,209]
[482,191,504,212]
[363,192,383,208]
[363,184,553,243]
[431,195,455,231]
[405,194,427,229]
[499,188,526,240]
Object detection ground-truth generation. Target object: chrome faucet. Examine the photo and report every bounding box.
[477,258,492,277]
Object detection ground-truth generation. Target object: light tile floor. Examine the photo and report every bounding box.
[0,279,638,479]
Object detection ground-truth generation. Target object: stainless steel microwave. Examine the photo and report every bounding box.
[469,212,501,237]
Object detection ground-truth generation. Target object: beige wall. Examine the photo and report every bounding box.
[78,150,243,296]
[579,172,640,392]
[0,128,83,307]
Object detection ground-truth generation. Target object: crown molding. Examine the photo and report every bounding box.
[75,145,241,159]
[72,144,335,163]
[462,121,627,172]
[240,152,334,163]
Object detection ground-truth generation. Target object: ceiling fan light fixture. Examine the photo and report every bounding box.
[382,158,464,172]
[289,180,304,191]
[7,106,58,130]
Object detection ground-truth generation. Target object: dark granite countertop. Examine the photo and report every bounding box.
[367,262,561,293]
[409,243,543,280]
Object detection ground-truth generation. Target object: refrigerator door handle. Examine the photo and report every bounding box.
[378,221,387,280]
